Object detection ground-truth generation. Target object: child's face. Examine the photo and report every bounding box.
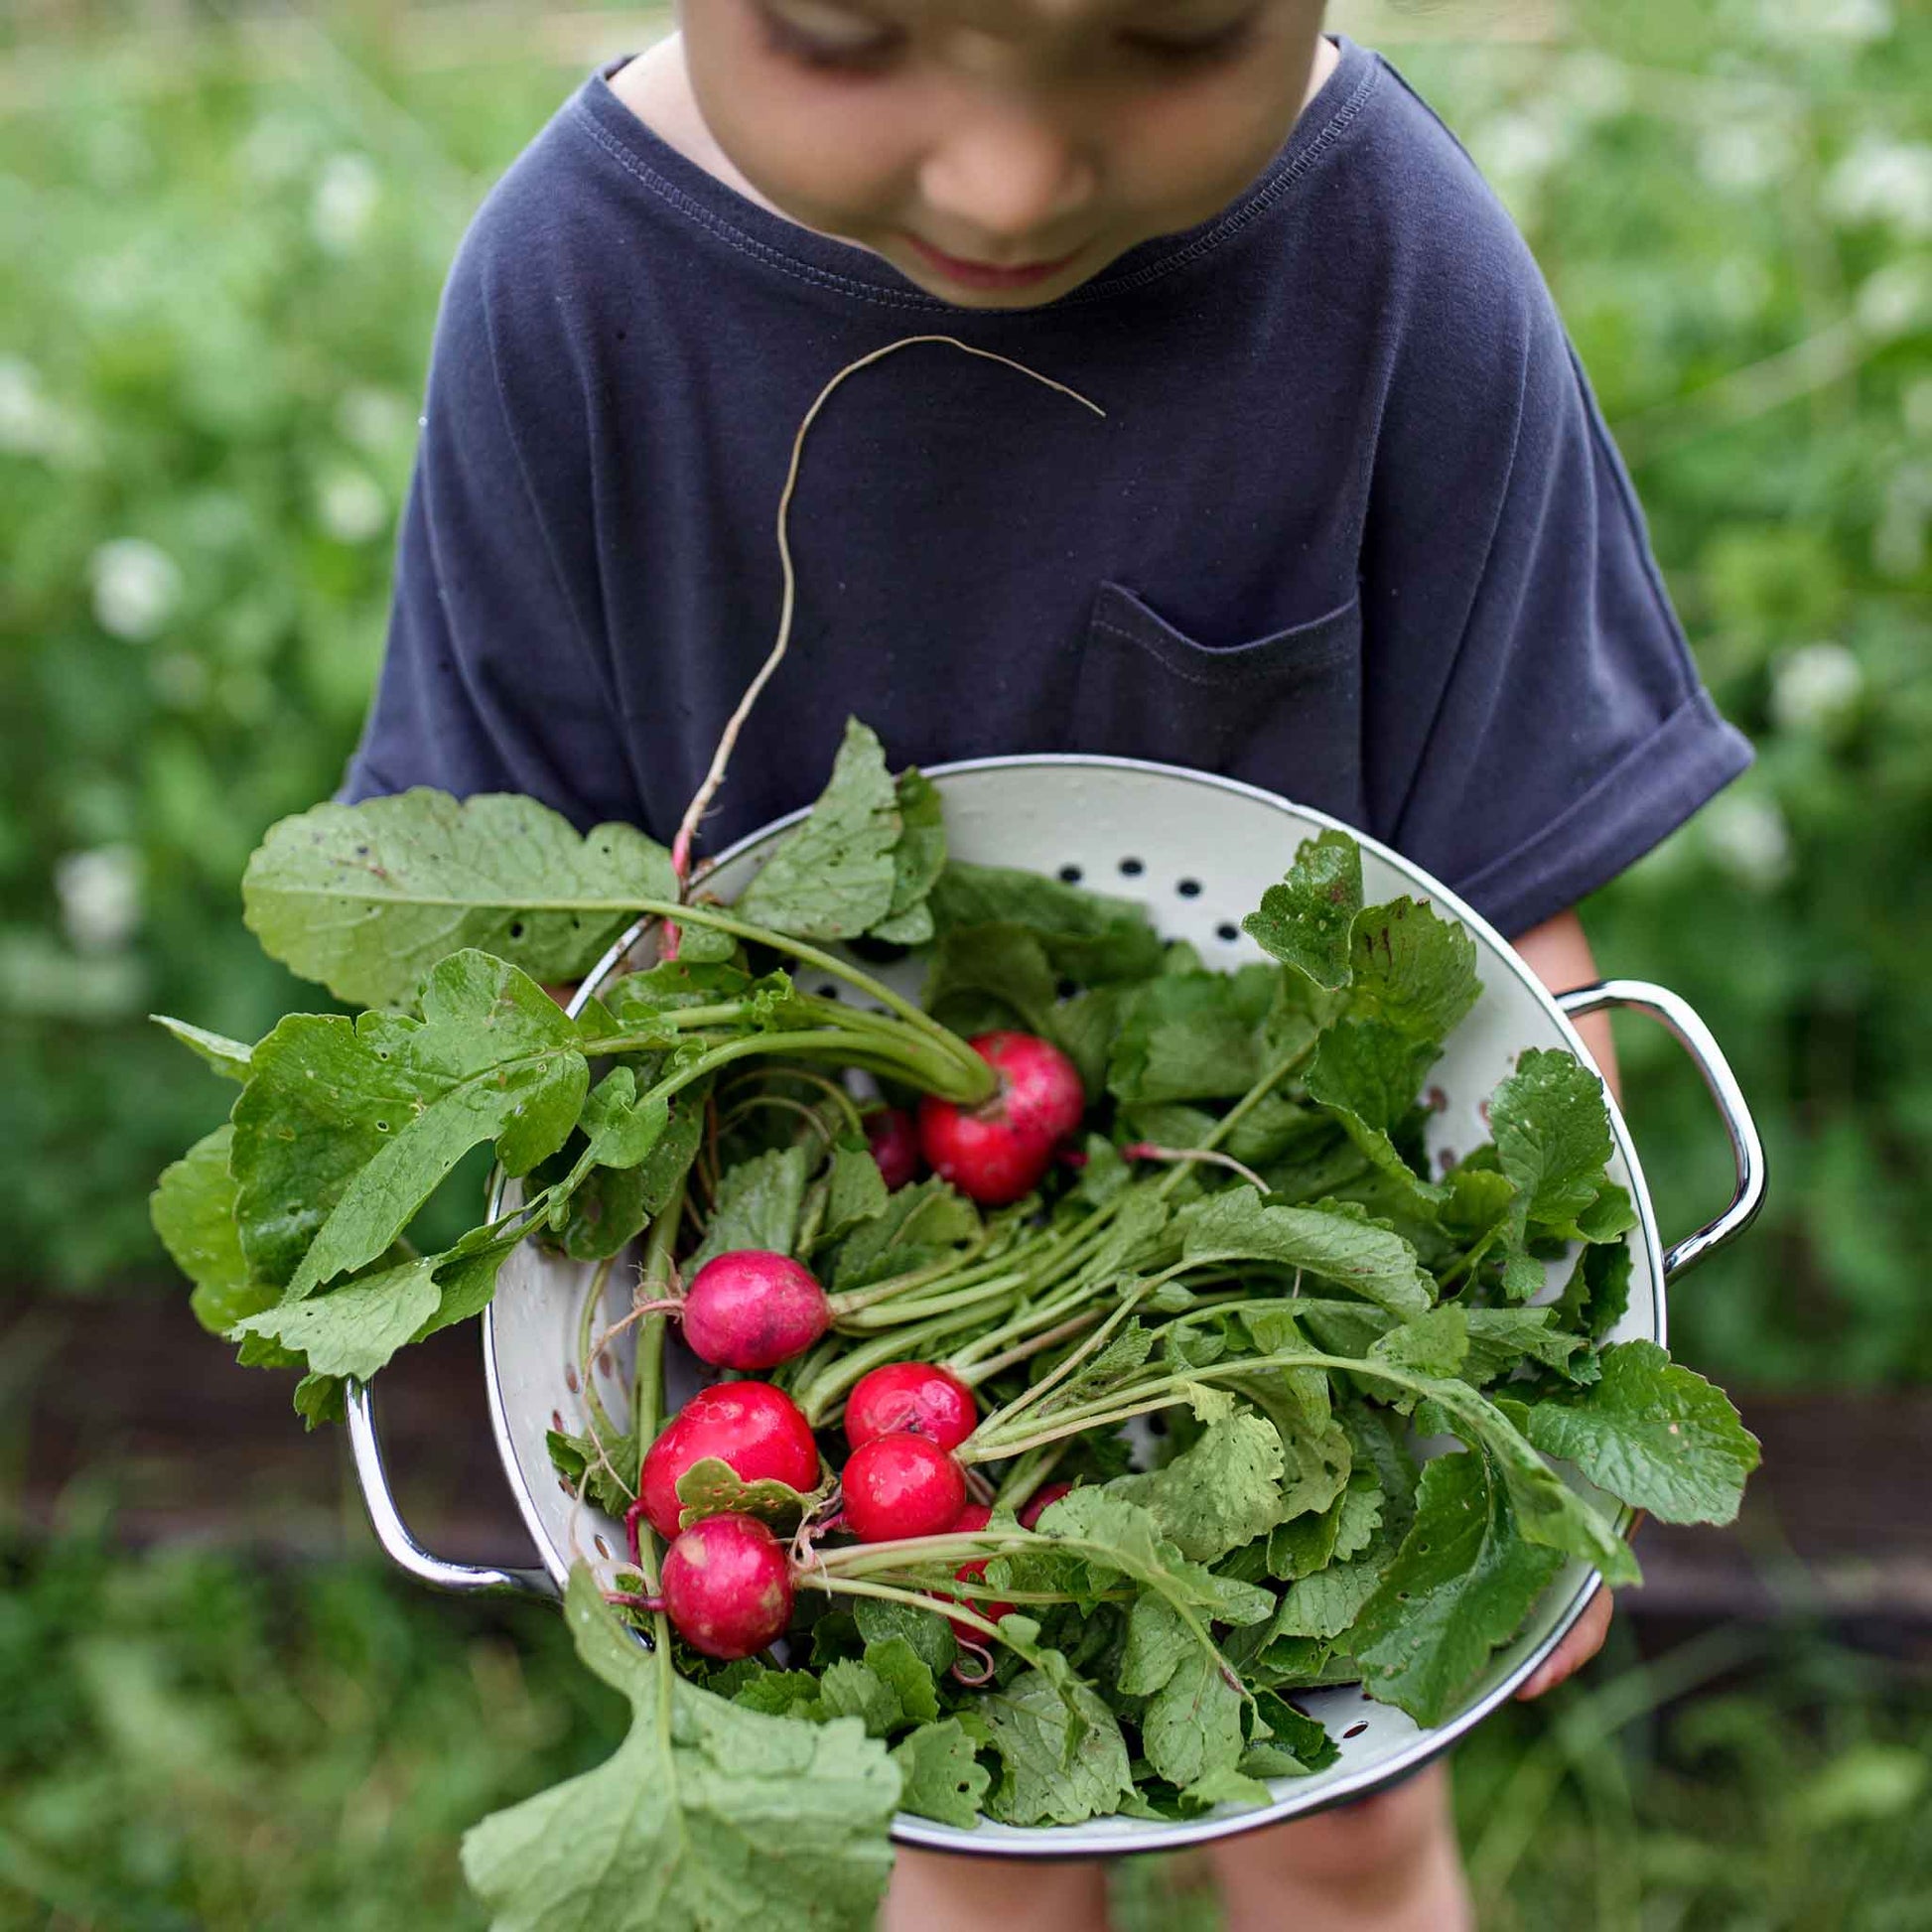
[678,0,1329,309]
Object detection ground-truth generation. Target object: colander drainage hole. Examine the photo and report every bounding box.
[817,983,841,1000]
[1119,856,1144,877]
[1058,864,1083,885]
[551,1410,565,1433]
[595,1536,612,1559]
[564,1365,580,1394]
[1216,922,1240,943]
[1342,1723,1369,1739]
[1176,878,1201,898]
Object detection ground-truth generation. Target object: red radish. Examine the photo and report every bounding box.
[944,1500,1015,1635]
[840,1432,967,1542]
[865,1108,921,1191]
[917,1032,1086,1206]
[680,1251,831,1371]
[1019,1481,1074,1530]
[844,1361,978,1453]
[639,1381,820,1541]
[660,1514,794,1660]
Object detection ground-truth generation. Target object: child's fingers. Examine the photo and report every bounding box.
[1516,1587,1614,1701]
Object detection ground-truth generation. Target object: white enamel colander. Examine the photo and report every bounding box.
[346,755,1763,1855]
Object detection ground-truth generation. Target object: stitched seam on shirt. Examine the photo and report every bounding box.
[568,54,1380,311]
[1449,689,1744,910]
[1091,613,1356,688]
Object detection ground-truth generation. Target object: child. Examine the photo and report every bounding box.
[345,4,1749,1925]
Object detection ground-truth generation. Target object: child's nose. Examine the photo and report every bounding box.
[917,112,1097,249]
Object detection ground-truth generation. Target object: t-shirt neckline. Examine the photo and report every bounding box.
[572,35,1379,311]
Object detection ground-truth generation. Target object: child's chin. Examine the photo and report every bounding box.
[891,256,1104,312]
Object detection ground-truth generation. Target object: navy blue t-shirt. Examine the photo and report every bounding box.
[345,35,1750,938]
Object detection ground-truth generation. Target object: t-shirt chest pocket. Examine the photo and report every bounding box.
[1070,581,1366,822]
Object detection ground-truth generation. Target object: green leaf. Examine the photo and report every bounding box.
[1141,1637,1246,1788]
[1492,1049,1614,1226]
[1177,1187,1432,1317]
[1350,1451,1566,1725]
[232,1256,442,1381]
[1526,1340,1760,1525]
[151,1126,278,1335]
[1345,897,1482,1043]
[1463,1309,1589,1385]
[691,1146,811,1269]
[927,862,1163,985]
[871,767,948,946]
[243,789,676,1009]
[891,1720,991,1829]
[1180,1766,1275,1814]
[978,1669,1134,1827]
[1107,967,1280,1105]
[232,952,586,1297]
[674,1456,821,1533]
[735,720,902,941]
[1244,1690,1340,1777]
[153,1015,253,1082]
[547,1426,640,1517]
[818,1143,891,1249]
[461,1568,898,1931]
[923,922,1058,1038]
[830,1175,980,1290]
[1275,1551,1393,1642]
[852,1596,957,1678]
[863,1638,940,1728]
[1030,1489,1276,1626]
[1109,1415,1289,1562]
[1241,830,1364,991]
[1371,1306,1469,1379]
[579,1067,670,1171]
[1554,1240,1634,1343]
[812,1661,905,1739]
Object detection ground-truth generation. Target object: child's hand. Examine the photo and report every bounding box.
[1516,1588,1613,1700]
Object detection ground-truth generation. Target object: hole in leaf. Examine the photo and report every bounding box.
[374,1120,389,1133]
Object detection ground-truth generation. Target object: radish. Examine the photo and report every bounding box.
[840,1432,967,1542]
[943,1500,1016,1636]
[1019,1481,1074,1530]
[865,1107,921,1190]
[660,1514,794,1660]
[680,1250,831,1371]
[917,1032,1086,1205]
[638,1381,821,1541]
[843,1361,977,1452]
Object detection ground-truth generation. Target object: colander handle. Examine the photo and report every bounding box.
[346,1378,558,1599]
[1556,979,1766,1284]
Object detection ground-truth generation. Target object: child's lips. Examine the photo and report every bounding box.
[899,233,1086,291]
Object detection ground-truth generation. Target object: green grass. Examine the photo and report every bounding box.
[1,1532,1927,1931]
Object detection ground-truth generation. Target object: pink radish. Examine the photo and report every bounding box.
[680,1251,831,1371]
[660,1514,794,1660]
[840,1432,967,1542]
[865,1107,921,1190]
[917,1032,1086,1206]
[1019,1481,1074,1530]
[943,1500,1016,1637]
[843,1361,978,1453]
[639,1381,820,1541]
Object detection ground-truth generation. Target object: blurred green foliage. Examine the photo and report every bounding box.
[2,2,1928,1387]
[2,1530,1926,1930]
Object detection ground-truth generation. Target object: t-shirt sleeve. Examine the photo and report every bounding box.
[1357,219,1751,940]
[341,223,644,827]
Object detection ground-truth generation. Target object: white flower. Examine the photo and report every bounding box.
[1770,642,1864,736]
[1704,795,1793,891]
[56,846,143,955]
[312,153,380,255]
[1855,258,1931,339]
[317,467,389,544]
[1871,464,1932,580]
[1825,141,1932,239]
[1698,121,1789,194]
[336,384,414,453]
[89,538,183,641]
